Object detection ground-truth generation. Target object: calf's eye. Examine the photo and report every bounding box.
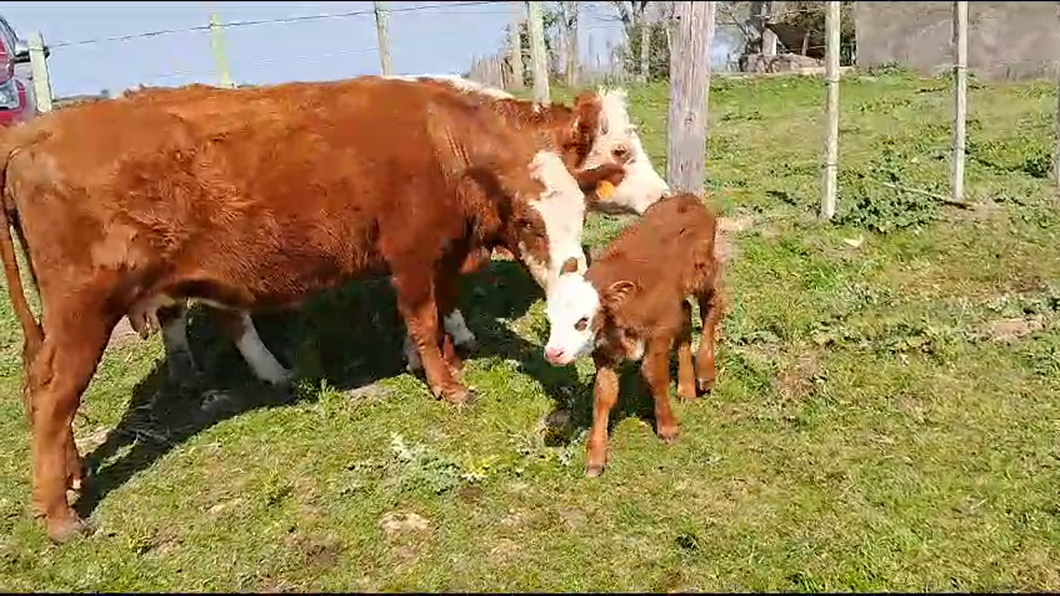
[575,317,589,331]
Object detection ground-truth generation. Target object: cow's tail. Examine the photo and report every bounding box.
[0,145,44,370]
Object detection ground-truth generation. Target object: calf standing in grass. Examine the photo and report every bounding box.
[542,193,725,476]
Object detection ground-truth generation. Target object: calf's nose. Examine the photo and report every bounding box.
[544,345,567,364]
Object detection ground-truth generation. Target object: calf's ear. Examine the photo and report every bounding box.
[602,280,637,309]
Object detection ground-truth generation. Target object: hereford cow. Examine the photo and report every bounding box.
[540,193,725,477]
[123,76,670,386]
[0,77,600,542]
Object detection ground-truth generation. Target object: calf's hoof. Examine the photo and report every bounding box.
[696,376,716,394]
[46,513,94,544]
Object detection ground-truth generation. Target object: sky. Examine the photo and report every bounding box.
[2,1,737,99]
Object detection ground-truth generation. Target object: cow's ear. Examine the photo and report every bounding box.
[602,280,637,309]
[575,163,625,195]
[560,256,580,275]
[568,92,601,158]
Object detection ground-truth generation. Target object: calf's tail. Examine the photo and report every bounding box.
[0,146,44,369]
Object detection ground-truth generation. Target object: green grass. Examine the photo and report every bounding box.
[3,69,1060,591]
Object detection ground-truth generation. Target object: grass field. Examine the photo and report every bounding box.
[2,68,1060,591]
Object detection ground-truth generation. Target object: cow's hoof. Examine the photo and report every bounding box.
[585,463,605,478]
[696,377,716,394]
[657,426,680,444]
[47,514,94,544]
[677,382,697,401]
[439,386,476,408]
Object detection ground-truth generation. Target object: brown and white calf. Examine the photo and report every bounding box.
[123,76,670,386]
[0,76,598,542]
[541,193,725,477]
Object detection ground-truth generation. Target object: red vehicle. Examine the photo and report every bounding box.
[0,15,40,128]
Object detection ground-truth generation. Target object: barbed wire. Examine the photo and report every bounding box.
[48,1,499,50]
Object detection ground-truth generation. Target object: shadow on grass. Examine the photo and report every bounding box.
[77,259,644,519]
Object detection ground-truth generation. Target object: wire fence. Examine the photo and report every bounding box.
[19,1,1060,211]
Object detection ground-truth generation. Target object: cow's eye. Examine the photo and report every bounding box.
[611,146,630,161]
[575,317,589,331]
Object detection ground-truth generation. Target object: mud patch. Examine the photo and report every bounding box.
[379,511,431,538]
[774,349,825,403]
[283,531,344,569]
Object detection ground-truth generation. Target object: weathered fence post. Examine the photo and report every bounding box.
[374,1,393,76]
[509,2,525,90]
[820,1,841,220]
[1053,1,1060,190]
[667,1,715,193]
[526,1,550,103]
[951,1,968,203]
[27,32,52,113]
[209,14,235,89]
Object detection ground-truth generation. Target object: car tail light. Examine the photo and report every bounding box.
[0,38,13,83]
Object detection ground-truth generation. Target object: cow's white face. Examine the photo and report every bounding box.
[525,150,589,289]
[580,89,670,215]
[544,271,601,366]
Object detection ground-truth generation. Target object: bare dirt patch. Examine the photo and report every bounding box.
[775,349,825,403]
[978,315,1048,343]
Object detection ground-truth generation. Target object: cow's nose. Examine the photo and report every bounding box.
[545,345,566,364]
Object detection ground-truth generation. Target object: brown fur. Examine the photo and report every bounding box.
[120,77,632,381]
[0,77,592,542]
[581,193,726,476]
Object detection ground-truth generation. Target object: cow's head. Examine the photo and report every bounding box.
[566,89,670,216]
[509,150,590,290]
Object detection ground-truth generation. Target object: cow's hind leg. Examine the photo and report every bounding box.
[159,303,200,386]
[216,309,291,386]
[29,300,114,543]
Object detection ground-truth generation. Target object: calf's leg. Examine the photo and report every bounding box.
[642,336,679,443]
[695,287,723,394]
[29,299,114,543]
[676,301,697,400]
[215,310,291,386]
[586,353,620,477]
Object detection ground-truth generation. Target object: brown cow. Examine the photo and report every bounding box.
[121,76,669,386]
[540,193,725,477]
[0,77,599,542]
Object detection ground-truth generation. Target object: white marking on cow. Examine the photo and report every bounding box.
[580,88,670,214]
[162,313,193,359]
[544,272,602,366]
[233,313,291,385]
[382,74,514,100]
[445,309,477,346]
[527,151,589,290]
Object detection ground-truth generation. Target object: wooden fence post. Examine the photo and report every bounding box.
[509,3,525,90]
[666,2,715,193]
[951,1,968,203]
[374,2,393,76]
[820,1,841,220]
[209,14,235,89]
[1053,2,1060,190]
[526,1,550,103]
[28,32,52,113]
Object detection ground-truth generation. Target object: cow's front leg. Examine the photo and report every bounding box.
[403,309,478,373]
[392,272,474,406]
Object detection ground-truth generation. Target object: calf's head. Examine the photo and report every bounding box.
[543,258,639,366]
[567,89,669,216]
